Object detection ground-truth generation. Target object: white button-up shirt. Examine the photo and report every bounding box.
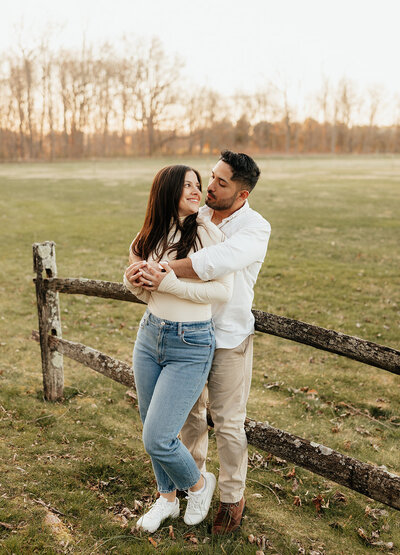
[190,200,271,349]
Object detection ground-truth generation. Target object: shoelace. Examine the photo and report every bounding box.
[185,491,202,508]
[146,498,170,517]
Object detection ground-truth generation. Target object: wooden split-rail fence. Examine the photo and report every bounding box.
[32,241,400,511]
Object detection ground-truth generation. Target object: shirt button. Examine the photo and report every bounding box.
[160,321,165,326]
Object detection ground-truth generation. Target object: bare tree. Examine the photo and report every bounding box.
[91,43,117,156]
[134,37,183,155]
[363,85,384,153]
[337,78,359,153]
[317,76,330,152]
[274,76,298,153]
[1,35,400,159]
[184,88,226,154]
[8,59,27,159]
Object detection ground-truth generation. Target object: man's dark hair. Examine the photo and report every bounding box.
[220,150,260,192]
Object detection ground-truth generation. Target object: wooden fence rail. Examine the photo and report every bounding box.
[39,277,400,375]
[32,241,400,511]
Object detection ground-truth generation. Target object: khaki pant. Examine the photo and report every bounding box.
[181,335,253,503]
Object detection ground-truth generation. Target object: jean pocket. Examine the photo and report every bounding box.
[181,329,213,347]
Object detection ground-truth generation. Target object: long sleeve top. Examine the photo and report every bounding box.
[123,216,233,322]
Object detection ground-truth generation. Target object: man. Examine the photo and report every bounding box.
[131,151,270,533]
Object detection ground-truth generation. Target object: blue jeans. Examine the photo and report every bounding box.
[133,310,215,493]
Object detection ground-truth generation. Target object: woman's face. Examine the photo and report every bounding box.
[178,170,202,217]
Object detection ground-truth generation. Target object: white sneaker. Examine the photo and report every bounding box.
[184,472,216,525]
[136,497,180,533]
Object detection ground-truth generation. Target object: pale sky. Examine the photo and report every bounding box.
[2,0,400,123]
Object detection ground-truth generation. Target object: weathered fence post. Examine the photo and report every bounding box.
[33,241,63,400]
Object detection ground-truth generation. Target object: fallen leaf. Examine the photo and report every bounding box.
[120,507,135,519]
[285,468,296,478]
[252,493,262,498]
[112,514,128,527]
[263,381,283,390]
[332,491,347,504]
[370,541,394,549]
[270,482,283,492]
[355,427,371,436]
[168,525,175,540]
[184,532,199,544]
[125,389,137,402]
[371,530,380,539]
[357,528,370,544]
[0,522,14,529]
[365,505,388,520]
[312,494,324,513]
[293,495,302,506]
[256,535,267,549]
[248,534,256,543]
[248,451,269,469]
[148,536,158,547]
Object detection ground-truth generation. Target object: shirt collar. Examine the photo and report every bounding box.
[220,199,250,224]
[200,199,250,225]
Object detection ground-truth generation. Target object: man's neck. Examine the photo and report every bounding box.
[211,201,246,225]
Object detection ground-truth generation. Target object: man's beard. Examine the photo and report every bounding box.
[205,192,237,211]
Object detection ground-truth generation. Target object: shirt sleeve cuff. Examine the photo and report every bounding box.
[189,251,213,281]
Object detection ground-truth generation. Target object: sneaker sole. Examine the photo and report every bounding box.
[137,506,180,533]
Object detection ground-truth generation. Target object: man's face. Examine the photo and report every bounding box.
[205,160,241,211]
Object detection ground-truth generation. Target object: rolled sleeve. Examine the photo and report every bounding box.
[189,222,271,280]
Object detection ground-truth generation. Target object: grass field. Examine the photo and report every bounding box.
[0,155,399,554]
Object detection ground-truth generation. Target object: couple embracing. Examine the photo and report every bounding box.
[123,150,271,535]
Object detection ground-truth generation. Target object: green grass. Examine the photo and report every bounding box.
[0,155,399,554]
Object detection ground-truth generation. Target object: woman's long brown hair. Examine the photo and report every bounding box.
[131,165,203,261]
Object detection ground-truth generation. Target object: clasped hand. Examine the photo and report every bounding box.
[125,260,171,291]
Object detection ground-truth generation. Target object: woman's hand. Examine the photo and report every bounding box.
[125,261,147,287]
[140,261,171,291]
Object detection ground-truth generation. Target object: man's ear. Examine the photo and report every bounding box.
[238,189,250,201]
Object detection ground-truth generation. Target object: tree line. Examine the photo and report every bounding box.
[1,36,400,160]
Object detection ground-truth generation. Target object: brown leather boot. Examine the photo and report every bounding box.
[212,497,245,535]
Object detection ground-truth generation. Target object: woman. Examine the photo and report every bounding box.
[123,165,233,533]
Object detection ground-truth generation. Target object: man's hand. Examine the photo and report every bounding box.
[125,261,147,287]
[168,258,198,279]
[140,261,171,290]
